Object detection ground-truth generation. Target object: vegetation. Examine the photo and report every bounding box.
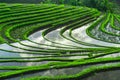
[0,0,120,80]
[42,0,115,12]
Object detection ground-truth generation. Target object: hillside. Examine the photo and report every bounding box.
[0,3,120,80]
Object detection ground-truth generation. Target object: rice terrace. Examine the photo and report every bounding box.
[0,0,120,80]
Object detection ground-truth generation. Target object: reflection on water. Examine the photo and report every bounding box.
[72,24,120,47]
[0,24,120,80]
[91,24,120,44]
[83,70,120,80]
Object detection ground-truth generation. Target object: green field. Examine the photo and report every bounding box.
[0,3,120,80]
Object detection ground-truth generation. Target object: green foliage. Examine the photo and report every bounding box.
[42,0,116,12]
[43,0,82,6]
[80,0,114,12]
